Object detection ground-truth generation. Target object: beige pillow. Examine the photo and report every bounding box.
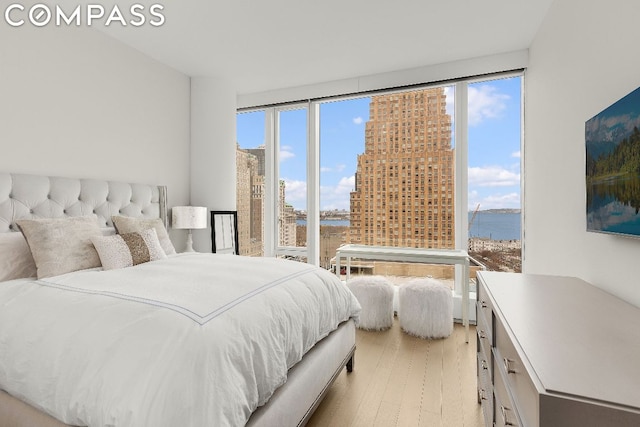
[0,232,37,281]
[112,216,176,255]
[16,216,102,279]
[92,228,166,271]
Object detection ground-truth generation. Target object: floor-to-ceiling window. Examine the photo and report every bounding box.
[318,97,370,269]
[236,110,265,257]
[274,105,308,261]
[467,76,522,273]
[235,73,523,297]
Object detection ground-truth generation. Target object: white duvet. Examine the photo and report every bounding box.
[0,253,360,427]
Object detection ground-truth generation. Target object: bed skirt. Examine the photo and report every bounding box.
[0,319,355,427]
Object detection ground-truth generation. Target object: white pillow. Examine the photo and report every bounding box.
[112,215,176,256]
[92,228,166,271]
[0,232,37,281]
[16,216,102,279]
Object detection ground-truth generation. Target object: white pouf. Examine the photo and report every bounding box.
[398,277,453,339]
[347,276,395,330]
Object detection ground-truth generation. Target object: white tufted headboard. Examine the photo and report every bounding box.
[0,173,167,233]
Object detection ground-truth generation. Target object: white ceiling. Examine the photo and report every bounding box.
[96,0,555,95]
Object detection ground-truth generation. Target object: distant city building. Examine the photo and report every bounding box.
[237,144,298,253]
[251,174,264,251]
[279,180,297,247]
[236,145,264,256]
[350,88,455,249]
[246,146,266,176]
[320,227,347,269]
[468,237,521,252]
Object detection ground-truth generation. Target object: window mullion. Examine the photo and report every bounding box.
[307,102,320,266]
[264,108,277,257]
[454,82,469,296]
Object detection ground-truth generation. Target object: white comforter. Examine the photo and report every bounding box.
[0,253,360,427]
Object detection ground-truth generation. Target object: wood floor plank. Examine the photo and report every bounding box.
[307,320,484,427]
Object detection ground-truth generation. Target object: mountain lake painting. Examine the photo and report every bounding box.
[586,86,640,237]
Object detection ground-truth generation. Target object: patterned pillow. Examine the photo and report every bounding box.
[111,215,176,256]
[92,228,167,271]
[16,216,102,279]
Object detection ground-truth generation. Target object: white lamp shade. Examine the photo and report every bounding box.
[172,206,207,229]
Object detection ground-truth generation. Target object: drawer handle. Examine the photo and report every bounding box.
[480,300,488,308]
[503,357,516,374]
[478,330,487,339]
[500,405,516,426]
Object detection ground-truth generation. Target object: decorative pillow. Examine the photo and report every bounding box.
[0,232,37,281]
[16,216,102,279]
[112,216,176,256]
[92,228,166,271]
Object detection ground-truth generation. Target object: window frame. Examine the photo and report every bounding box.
[240,70,524,299]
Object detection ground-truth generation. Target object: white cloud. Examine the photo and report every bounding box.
[280,145,295,161]
[320,175,355,210]
[320,163,347,173]
[481,193,520,209]
[353,116,364,125]
[511,151,521,158]
[280,175,356,210]
[468,85,510,126]
[282,179,306,206]
[280,151,295,161]
[468,190,520,210]
[444,86,455,117]
[445,85,510,127]
[468,165,520,187]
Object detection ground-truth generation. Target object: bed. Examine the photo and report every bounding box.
[0,172,360,427]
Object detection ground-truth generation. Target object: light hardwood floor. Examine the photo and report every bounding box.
[307,321,484,427]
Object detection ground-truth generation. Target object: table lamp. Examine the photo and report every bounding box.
[171,206,207,252]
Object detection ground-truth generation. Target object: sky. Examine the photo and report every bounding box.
[236,76,521,212]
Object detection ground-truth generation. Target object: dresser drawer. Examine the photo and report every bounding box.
[494,318,539,427]
[476,301,493,346]
[477,351,492,395]
[476,330,491,376]
[494,367,522,427]
[476,281,494,339]
[476,305,493,352]
[477,353,493,426]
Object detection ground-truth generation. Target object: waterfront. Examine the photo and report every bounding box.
[468,211,521,241]
[297,211,521,241]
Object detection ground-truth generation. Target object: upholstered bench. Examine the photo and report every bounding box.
[398,277,453,339]
[347,276,395,330]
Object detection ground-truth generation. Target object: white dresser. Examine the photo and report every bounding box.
[476,271,640,427]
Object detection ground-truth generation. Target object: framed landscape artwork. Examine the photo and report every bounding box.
[586,86,640,237]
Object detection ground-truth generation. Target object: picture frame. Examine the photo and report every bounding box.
[211,210,239,255]
[586,86,640,238]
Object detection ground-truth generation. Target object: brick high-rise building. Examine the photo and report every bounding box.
[236,146,264,257]
[278,180,297,247]
[349,88,454,249]
[237,145,297,254]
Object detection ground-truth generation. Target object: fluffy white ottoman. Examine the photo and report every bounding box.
[347,276,395,330]
[398,278,453,339]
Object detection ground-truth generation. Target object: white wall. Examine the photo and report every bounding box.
[190,77,237,252]
[525,0,640,307]
[0,24,191,245]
